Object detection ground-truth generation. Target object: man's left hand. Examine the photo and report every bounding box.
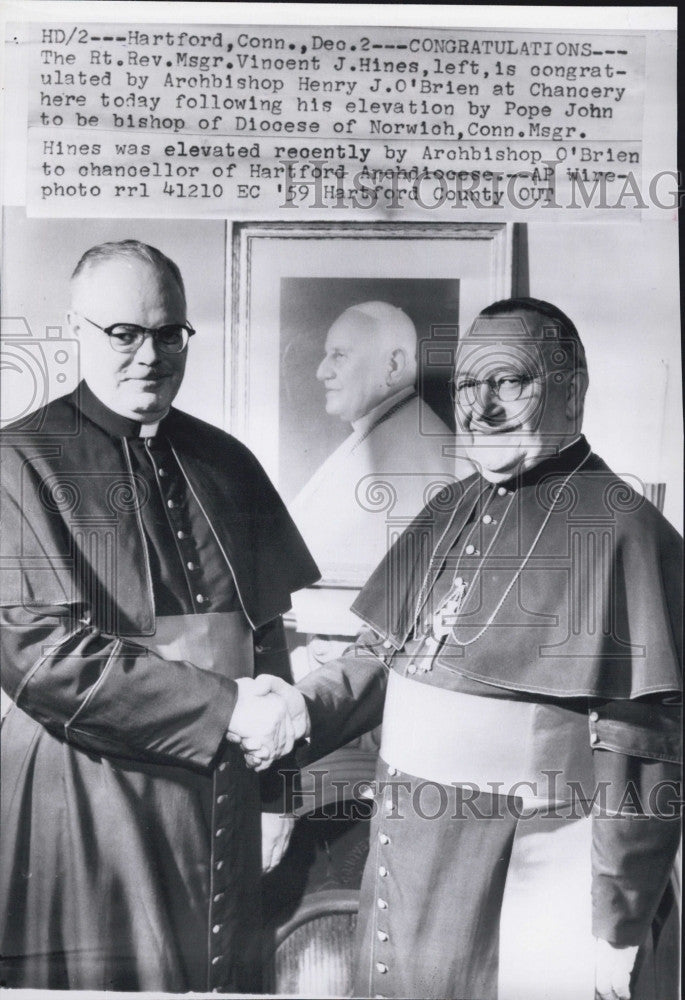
[595,938,639,1000]
[261,813,296,873]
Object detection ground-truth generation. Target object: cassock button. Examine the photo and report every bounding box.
[177,530,187,539]
[387,767,398,777]
[377,930,389,942]
[465,544,477,555]
[379,833,390,846]
[212,923,222,934]
[497,486,508,496]
[590,733,600,745]
[213,891,225,903]
[217,794,227,804]
[379,866,388,877]
[589,711,599,723]
[196,594,205,604]
[382,639,393,649]
[219,761,230,771]
[215,827,226,838]
[158,468,166,477]
[167,499,176,509]
[359,784,374,800]
[187,561,197,571]
[407,664,417,675]
[377,899,388,910]
[376,962,388,974]
[215,860,224,871]
[482,514,493,524]
[211,955,222,966]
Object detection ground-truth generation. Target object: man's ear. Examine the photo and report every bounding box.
[386,347,407,385]
[566,370,588,423]
[66,310,81,337]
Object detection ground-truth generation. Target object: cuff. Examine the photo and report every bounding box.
[259,751,298,813]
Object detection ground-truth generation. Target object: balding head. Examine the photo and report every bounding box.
[316,301,418,423]
[71,240,186,307]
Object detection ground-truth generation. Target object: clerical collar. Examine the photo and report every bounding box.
[351,385,416,435]
[488,435,590,492]
[76,381,166,439]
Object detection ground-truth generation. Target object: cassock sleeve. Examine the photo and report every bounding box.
[590,695,682,946]
[296,626,390,761]
[252,615,299,813]
[0,603,238,771]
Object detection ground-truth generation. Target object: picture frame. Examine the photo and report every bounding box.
[229,221,516,623]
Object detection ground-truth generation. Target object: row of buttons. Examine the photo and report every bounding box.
[150,445,209,609]
[208,758,233,990]
[589,709,600,745]
[372,769,402,994]
[371,485,510,997]
[383,486,510,676]
[437,489,509,623]
[461,504,502,557]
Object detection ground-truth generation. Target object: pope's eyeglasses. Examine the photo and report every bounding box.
[76,313,195,355]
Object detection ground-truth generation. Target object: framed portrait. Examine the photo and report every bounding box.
[229,221,515,610]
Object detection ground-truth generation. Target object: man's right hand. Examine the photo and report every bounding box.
[253,674,310,742]
[226,676,309,770]
[595,939,638,1000]
[227,677,295,771]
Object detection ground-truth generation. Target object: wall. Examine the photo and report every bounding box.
[527,220,681,529]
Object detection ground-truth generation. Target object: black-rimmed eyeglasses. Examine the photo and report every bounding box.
[76,313,195,355]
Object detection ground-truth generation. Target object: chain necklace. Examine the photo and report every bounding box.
[407,446,592,669]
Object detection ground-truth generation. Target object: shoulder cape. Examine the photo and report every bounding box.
[1,386,320,633]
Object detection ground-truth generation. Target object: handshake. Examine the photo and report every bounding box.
[226,675,310,771]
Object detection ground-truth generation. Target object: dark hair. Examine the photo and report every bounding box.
[479,297,587,374]
[71,240,186,302]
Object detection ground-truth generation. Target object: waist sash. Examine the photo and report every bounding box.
[136,611,254,681]
[380,670,594,807]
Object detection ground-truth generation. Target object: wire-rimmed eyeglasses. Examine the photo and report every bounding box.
[451,370,570,406]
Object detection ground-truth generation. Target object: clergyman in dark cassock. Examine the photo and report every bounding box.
[289,299,682,1000]
[0,241,319,991]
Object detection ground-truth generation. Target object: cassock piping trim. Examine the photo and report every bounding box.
[169,444,257,631]
[14,619,86,707]
[64,637,123,737]
[206,768,219,989]
[589,737,682,765]
[430,662,682,701]
[348,476,484,651]
[122,437,156,632]
[410,477,488,634]
[590,804,661,819]
[146,438,200,613]
[441,445,592,647]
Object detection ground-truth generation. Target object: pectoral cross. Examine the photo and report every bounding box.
[408,577,468,673]
[432,577,468,640]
